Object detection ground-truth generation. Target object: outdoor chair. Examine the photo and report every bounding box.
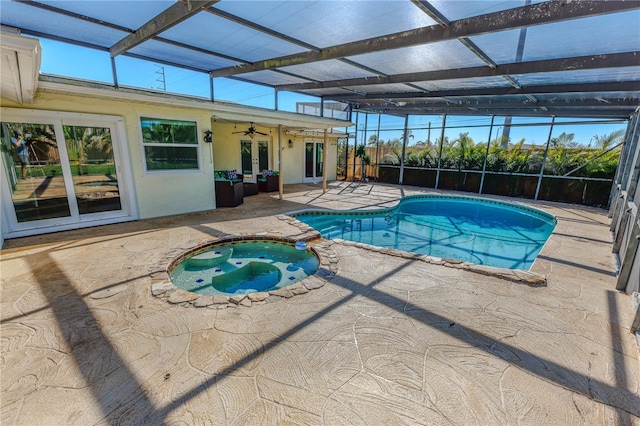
[214,170,244,207]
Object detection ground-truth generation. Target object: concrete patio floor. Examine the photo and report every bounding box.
[1,181,639,425]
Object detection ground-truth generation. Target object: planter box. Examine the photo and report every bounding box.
[379,166,399,184]
[538,178,612,207]
[437,170,481,192]
[482,173,537,199]
[378,166,612,207]
[403,168,436,187]
[461,172,481,193]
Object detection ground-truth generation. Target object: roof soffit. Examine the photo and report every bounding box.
[0,32,41,104]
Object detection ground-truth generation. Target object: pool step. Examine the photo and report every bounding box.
[212,261,281,293]
[186,247,233,268]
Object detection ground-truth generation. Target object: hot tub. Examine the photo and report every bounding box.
[169,239,320,296]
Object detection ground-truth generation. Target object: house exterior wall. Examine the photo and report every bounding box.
[210,122,279,173]
[282,134,338,184]
[211,124,339,184]
[1,91,217,219]
[2,89,343,235]
[282,135,303,184]
[211,122,241,171]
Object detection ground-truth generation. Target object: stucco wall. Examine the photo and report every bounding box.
[2,90,342,227]
[211,122,279,173]
[212,123,338,184]
[280,134,338,184]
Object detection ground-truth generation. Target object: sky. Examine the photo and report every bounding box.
[37,37,628,149]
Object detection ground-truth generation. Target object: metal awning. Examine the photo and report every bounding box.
[1,0,638,118]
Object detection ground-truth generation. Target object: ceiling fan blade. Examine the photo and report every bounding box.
[255,131,268,135]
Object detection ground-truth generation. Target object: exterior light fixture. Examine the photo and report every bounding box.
[203,130,212,143]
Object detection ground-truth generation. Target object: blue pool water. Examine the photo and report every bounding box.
[292,195,556,270]
[170,240,319,296]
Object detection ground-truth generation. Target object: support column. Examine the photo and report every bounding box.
[352,112,359,182]
[623,113,640,198]
[344,126,350,181]
[610,112,639,225]
[615,217,639,293]
[435,115,447,189]
[362,113,368,181]
[375,114,381,180]
[110,57,119,88]
[479,116,495,194]
[535,116,556,200]
[278,124,283,200]
[399,115,409,185]
[322,129,328,194]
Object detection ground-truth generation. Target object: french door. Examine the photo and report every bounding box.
[240,138,270,183]
[304,140,324,182]
[0,109,136,238]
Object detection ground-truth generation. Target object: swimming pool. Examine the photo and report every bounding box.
[291,195,556,270]
[169,239,320,296]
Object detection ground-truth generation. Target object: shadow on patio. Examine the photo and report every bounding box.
[1,182,637,424]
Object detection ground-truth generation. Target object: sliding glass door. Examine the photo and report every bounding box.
[1,109,136,238]
[1,121,71,222]
[64,125,122,215]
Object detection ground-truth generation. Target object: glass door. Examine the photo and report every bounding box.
[240,138,270,183]
[1,121,72,223]
[1,109,135,238]
[304,140,324,182]
[63,125,122,214]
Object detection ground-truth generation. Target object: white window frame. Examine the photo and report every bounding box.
[0,108,138,239]
[139,115,202,173]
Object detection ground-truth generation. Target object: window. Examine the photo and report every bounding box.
[140,117,199,171]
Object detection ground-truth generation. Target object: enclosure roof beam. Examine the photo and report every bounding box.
[17,0,318,85]
[17,0,133,33]
[354,107,633,119]
[205,6,317,51]
[409,0,450,26]
[356,98,639,109]
[205,5,390,78]
[18,28,109,52]
[324,81,640,102]
[276,52,640,92]
[110,0,220,57]
[209,0,638,77]
[355,98,638,118]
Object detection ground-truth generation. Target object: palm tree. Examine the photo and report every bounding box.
[63,126,113,175]
[354,144,371,180]
[551,132,577,148]
[400,129,414,145]
[592,129,624,150]
[452,132,473,169]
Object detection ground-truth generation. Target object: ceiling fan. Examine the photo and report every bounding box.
[232,122,268,136]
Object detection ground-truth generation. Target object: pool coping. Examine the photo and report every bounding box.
[287,193,557,224]
[148,233,339,308]
[278,214,547,287]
